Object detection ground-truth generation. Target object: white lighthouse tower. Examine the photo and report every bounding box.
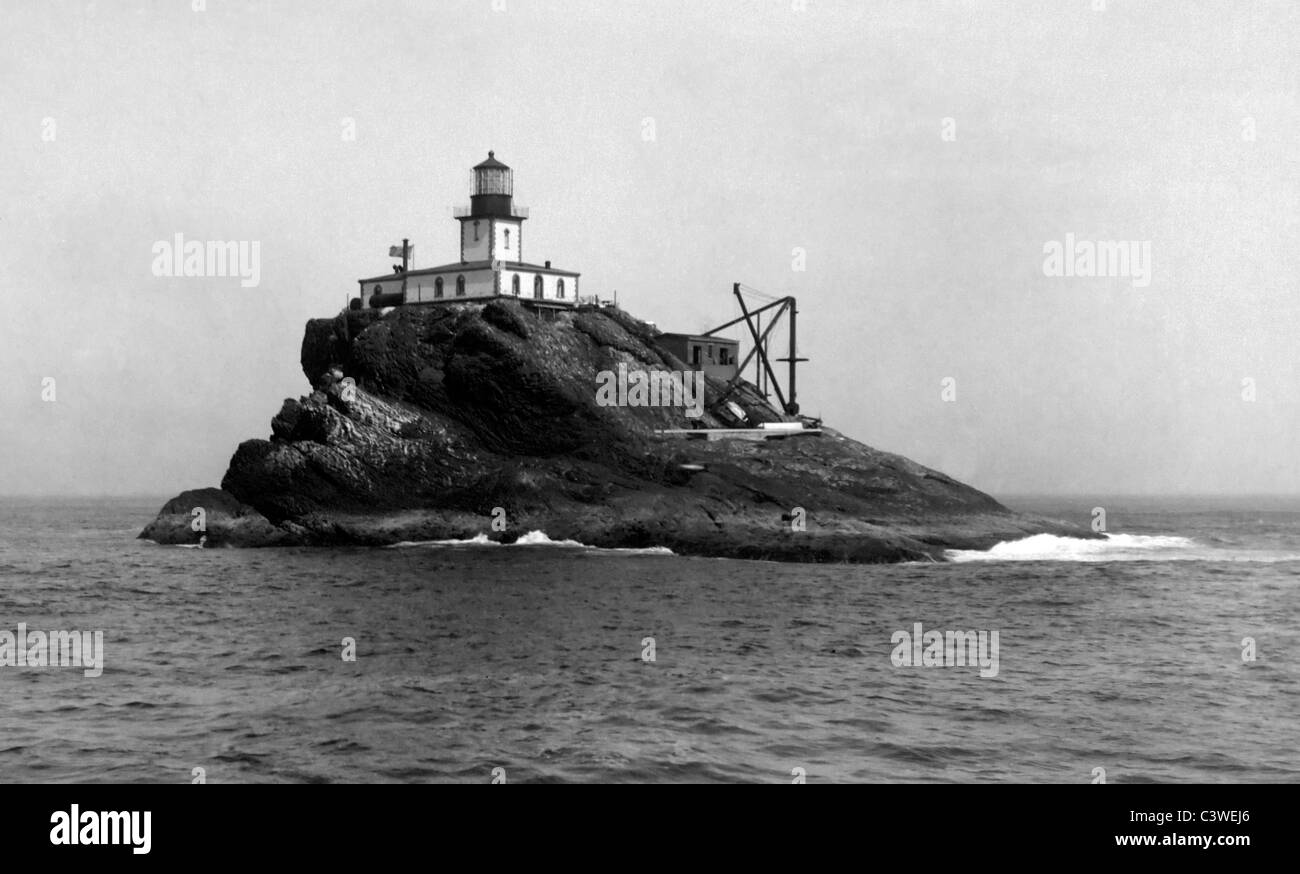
[458,152,523,263]
[358,152,580,309]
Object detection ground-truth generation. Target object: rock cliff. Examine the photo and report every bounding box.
[140,300,1090,561]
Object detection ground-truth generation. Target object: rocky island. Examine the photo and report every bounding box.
[140,299,1092,561]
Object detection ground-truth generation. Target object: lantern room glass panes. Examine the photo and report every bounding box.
[474,168,512,196]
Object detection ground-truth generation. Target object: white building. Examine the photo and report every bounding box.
[358,152,580,309]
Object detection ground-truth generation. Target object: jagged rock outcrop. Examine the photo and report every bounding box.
[142,300,1092,560]
[137,487,298,548]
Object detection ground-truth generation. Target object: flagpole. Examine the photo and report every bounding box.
[401,237,409,302]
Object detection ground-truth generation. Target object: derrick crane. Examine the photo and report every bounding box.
[703,283,808,417]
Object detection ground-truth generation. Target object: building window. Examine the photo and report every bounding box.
[504,228,511,249]
[534,275,543,299]
[434,277,443,298]
[511,274,520,296]
[557,279,565,298]
[372,284,382,296]
[692,346,701,365]
[473,221,480,242]
[718,348,730,365]
[456,275,466,297]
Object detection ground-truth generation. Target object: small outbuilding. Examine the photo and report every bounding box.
[658,333,740,381]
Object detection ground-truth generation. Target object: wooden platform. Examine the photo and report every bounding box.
[653,427,823,442]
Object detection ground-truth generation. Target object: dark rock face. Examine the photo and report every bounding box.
[142,301,1092,560]
[137,487,296,547]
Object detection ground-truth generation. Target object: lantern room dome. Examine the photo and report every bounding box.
[473,151,510,171]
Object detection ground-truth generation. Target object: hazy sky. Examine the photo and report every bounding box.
[2,0,1297,498]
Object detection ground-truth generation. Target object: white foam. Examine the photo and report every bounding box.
[387,530,673,555]
[388,533,498,548]
[513,530,587,548]
[946,532,1300,563]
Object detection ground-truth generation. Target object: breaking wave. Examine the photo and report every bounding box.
[387,530,673,555]
[945,532,1300,563]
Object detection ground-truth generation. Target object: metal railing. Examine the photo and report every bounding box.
[452,205,529,218]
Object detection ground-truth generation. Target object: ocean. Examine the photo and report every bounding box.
[0,495,1296,783]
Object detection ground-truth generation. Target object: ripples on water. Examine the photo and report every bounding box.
[0,497,1296,783]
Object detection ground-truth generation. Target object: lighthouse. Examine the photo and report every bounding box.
[458,151,522,263]
[358,152,580,309]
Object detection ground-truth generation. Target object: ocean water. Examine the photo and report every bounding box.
[0,495,1296,784]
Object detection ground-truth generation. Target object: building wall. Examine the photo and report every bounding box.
[659,336,688,362]
[660,336,738,368]
[460,220,492,261]
[459,218,523,262]
[701,362,738,381]
[499,270,578,303]
[492,220,522,262]
[406,269,495,303]
[363,269,496,304]
[364,269,580,305]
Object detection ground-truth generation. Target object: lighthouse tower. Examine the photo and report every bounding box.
[457,151,524,263]
[358,151,580,309]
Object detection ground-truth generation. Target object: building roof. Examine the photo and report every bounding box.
[660,332,740,345]
[358,260,491,283]
[509,260,581,277]
[473,151,510,170]
[358,259,580,284]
